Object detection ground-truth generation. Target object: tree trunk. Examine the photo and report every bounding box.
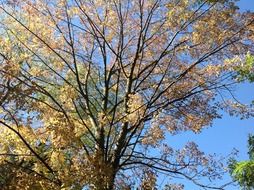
[106,175,115,190]
[92,170,116,190]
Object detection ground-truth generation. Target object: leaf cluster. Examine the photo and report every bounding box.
[229,135,254,190]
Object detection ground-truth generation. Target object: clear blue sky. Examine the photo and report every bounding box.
[163,1,254,189]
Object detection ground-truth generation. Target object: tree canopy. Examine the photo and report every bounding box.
[0,0,253,189]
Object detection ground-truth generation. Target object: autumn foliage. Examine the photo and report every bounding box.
[0,0,253,189]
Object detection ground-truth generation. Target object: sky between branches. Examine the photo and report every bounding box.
[162,1,254,189]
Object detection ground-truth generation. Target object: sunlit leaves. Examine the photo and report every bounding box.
[235,53,254,82]
[0,0,253,189]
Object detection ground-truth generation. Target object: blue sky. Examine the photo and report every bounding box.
[236,0,254,12]
[162,1,254,189]
[165,83,254,189]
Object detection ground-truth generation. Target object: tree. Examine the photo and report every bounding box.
[235,53,254,83]
[229,135,254,190]
[0,0,253,189]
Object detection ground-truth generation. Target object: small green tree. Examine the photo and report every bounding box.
[229,135,254,190]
